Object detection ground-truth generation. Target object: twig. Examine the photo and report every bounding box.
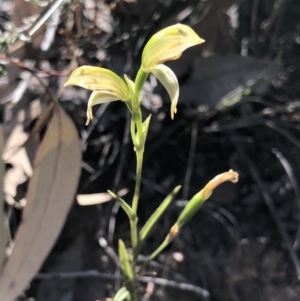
[9,0,66,54]
[81,103,110,151]
[35,270,210,299]
[107,110,131,244]
[0,54,70,77]
[250,0,260,54]
[271,148,300,250]
[139,276,210,299]
[182,119,198,200]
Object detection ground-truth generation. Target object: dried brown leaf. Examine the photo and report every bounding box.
[77,188,128,206]
[0,127,6,271]
[0,105,81,301]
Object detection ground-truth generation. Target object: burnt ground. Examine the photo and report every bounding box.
[2,0,300,300]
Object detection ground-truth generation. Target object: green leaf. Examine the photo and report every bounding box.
[113,287,130,301]
[139,185,181,244]
[65,66,129,101]
[151,64,179,119]
[142,24,204,71]
[124,74,138,111]
[118,239,134,280]
[107,190,136,222]
[140,114,152,147]
[0,104,81,301]
[134,68,149,96]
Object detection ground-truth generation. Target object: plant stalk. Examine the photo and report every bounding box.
[138,239,171,274]
[132,148,143,214]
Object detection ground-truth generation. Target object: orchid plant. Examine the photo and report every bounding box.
[65,24,239,301]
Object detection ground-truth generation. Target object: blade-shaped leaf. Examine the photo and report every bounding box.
[0,127,6,271]
[107,190,136,221]
[0,104,81,301]
[113,287,130,301]
[124,75,137,112]
[140,114,151,147]
[139,185,181,244]
[118,239,134,281]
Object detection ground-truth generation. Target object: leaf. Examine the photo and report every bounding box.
[0,104,81,301]
[139,185,181,245]
[0,127,6,271]
[118,239,134,281]
[113,287,130,301]
[140,114,151,147]
[77,188,128,206]
[123,75,137,111]
[107,190,136,221]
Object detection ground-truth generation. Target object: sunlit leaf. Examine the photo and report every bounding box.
[0,104,81,301]
[0,127,6,272]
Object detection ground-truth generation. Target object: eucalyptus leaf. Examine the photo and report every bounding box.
[0,104,81,301]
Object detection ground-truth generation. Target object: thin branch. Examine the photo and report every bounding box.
[35,270,210,299]
[182,120,198,200]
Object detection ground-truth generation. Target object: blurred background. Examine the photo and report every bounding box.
[1,0,300,300]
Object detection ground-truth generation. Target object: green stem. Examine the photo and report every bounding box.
[131,107,144,214]
[133,110,143,142]
[130,218,138,253]
[129,224,138,301]
[130,284,138,301]
[138,239,171,274]
[130,108,145,263]
[132,148,143,214]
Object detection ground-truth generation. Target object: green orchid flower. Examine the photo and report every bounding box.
[65,66,130,125]
[140,23,205,119]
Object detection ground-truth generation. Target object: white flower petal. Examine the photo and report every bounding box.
[151,64,179,119]
[86,91,119,125]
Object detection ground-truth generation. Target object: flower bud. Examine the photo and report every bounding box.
[176,170,239,228]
